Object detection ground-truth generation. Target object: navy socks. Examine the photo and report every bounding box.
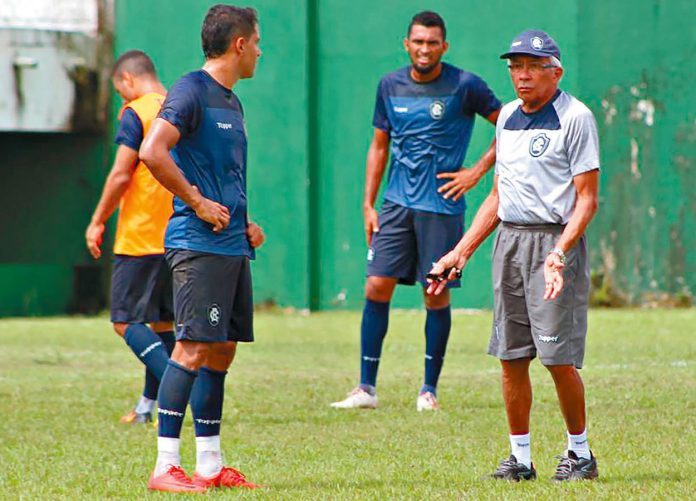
[158,330,176,355]
[190,366,227,437]
[124,324,169,381]
[422,306,451,395]
[359,299,390,390]
[157,360,198,438]
[142,331,176,400]
[143,369,159,400]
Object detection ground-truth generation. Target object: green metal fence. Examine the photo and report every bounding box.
[0,0,693,315]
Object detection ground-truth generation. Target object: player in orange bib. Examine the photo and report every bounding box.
[85,50,174,424]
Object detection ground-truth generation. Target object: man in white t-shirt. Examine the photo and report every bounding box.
[427,30,600,482]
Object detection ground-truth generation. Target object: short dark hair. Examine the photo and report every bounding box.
[201,4,258,59]
[407,11,446,40]
[112,50,156,78]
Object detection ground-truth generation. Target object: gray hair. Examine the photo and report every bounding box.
[548,55,563,68]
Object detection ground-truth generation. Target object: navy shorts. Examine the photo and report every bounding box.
[110,254,174,324]
[166,249,254,343]
[367,200,464,287]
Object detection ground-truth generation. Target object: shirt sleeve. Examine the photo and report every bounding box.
[565,109,601,176]
[158,77,202,137]
[114,108,143,151]
[494,106,506,176]
[372,79,390,132]
[464,75,502,119]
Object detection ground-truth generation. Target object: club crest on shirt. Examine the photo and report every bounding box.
[529,133,550,157]
[429,100,445,120]
[207,304,221,327]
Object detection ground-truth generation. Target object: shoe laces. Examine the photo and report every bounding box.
[219,467,247,484]
[220,466,246,481]
[554,455,576,477]
[167,465,193,484]
[499,457,518,470]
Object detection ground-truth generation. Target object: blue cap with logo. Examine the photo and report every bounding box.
[500,30,561,60]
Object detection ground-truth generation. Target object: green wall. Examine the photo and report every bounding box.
[114,0,311,309]
[578,1,696,303]
[1,0,694,315]
[0,133,108,316]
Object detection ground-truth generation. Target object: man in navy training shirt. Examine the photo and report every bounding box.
[140,4,264,493]
[331,11,501,412]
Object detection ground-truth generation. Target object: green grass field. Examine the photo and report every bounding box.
[1,309,695,499]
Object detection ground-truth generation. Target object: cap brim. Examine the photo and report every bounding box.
[500,49,549,59]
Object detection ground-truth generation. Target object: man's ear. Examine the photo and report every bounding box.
[234,36,246,54]
[121,72,134,87]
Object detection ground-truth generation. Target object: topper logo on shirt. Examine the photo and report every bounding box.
[529,133,550,157]
[217,122,233,130]
[429,100,445,120]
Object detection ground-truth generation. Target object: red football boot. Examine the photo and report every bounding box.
[193,466,262,489]
[147,465,207,493]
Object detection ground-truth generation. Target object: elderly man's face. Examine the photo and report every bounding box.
[508,55,563,110]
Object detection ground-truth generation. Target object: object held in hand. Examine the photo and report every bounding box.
[426,267,462,283]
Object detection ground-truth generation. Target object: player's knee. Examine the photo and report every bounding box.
[206,341,237,370]
[151,321,174,333]
[501,358,532,376]
[544,364,577,379]
[424,289,450,309]
[365,278,395,302]
[171,341,210,371]
[112,323,128,337]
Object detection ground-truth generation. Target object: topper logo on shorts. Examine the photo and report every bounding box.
[538,334,559,343]
[207,304,221,327]
[429,100,445,120]
[367,247,375,262]
[529,133,551,157]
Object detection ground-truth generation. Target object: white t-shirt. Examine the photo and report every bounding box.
[495,90,600,224]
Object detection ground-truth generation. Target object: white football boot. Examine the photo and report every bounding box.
[330,387,378,409]
[416,391,439,411]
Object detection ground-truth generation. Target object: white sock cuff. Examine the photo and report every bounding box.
[158,436,181,455]
[510,432,531,445]
[567,429,590,452]
[196,435,221,453]
[509,433,532,467]
[135,396,156,414]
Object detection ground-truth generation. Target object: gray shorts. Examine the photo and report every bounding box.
[488,223,590,368]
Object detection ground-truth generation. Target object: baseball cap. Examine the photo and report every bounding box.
[500,30,561,60]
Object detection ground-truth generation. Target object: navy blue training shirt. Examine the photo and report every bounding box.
[159,70,253,258]
[114,108,143,151]
[373,63,501,215]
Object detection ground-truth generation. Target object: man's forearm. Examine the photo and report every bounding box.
[91,172,132,224]
[470,139,496,180]
[363,145,388,209]
[143,150,202,209]
[453,192,500,259]
[554,196,598,252]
